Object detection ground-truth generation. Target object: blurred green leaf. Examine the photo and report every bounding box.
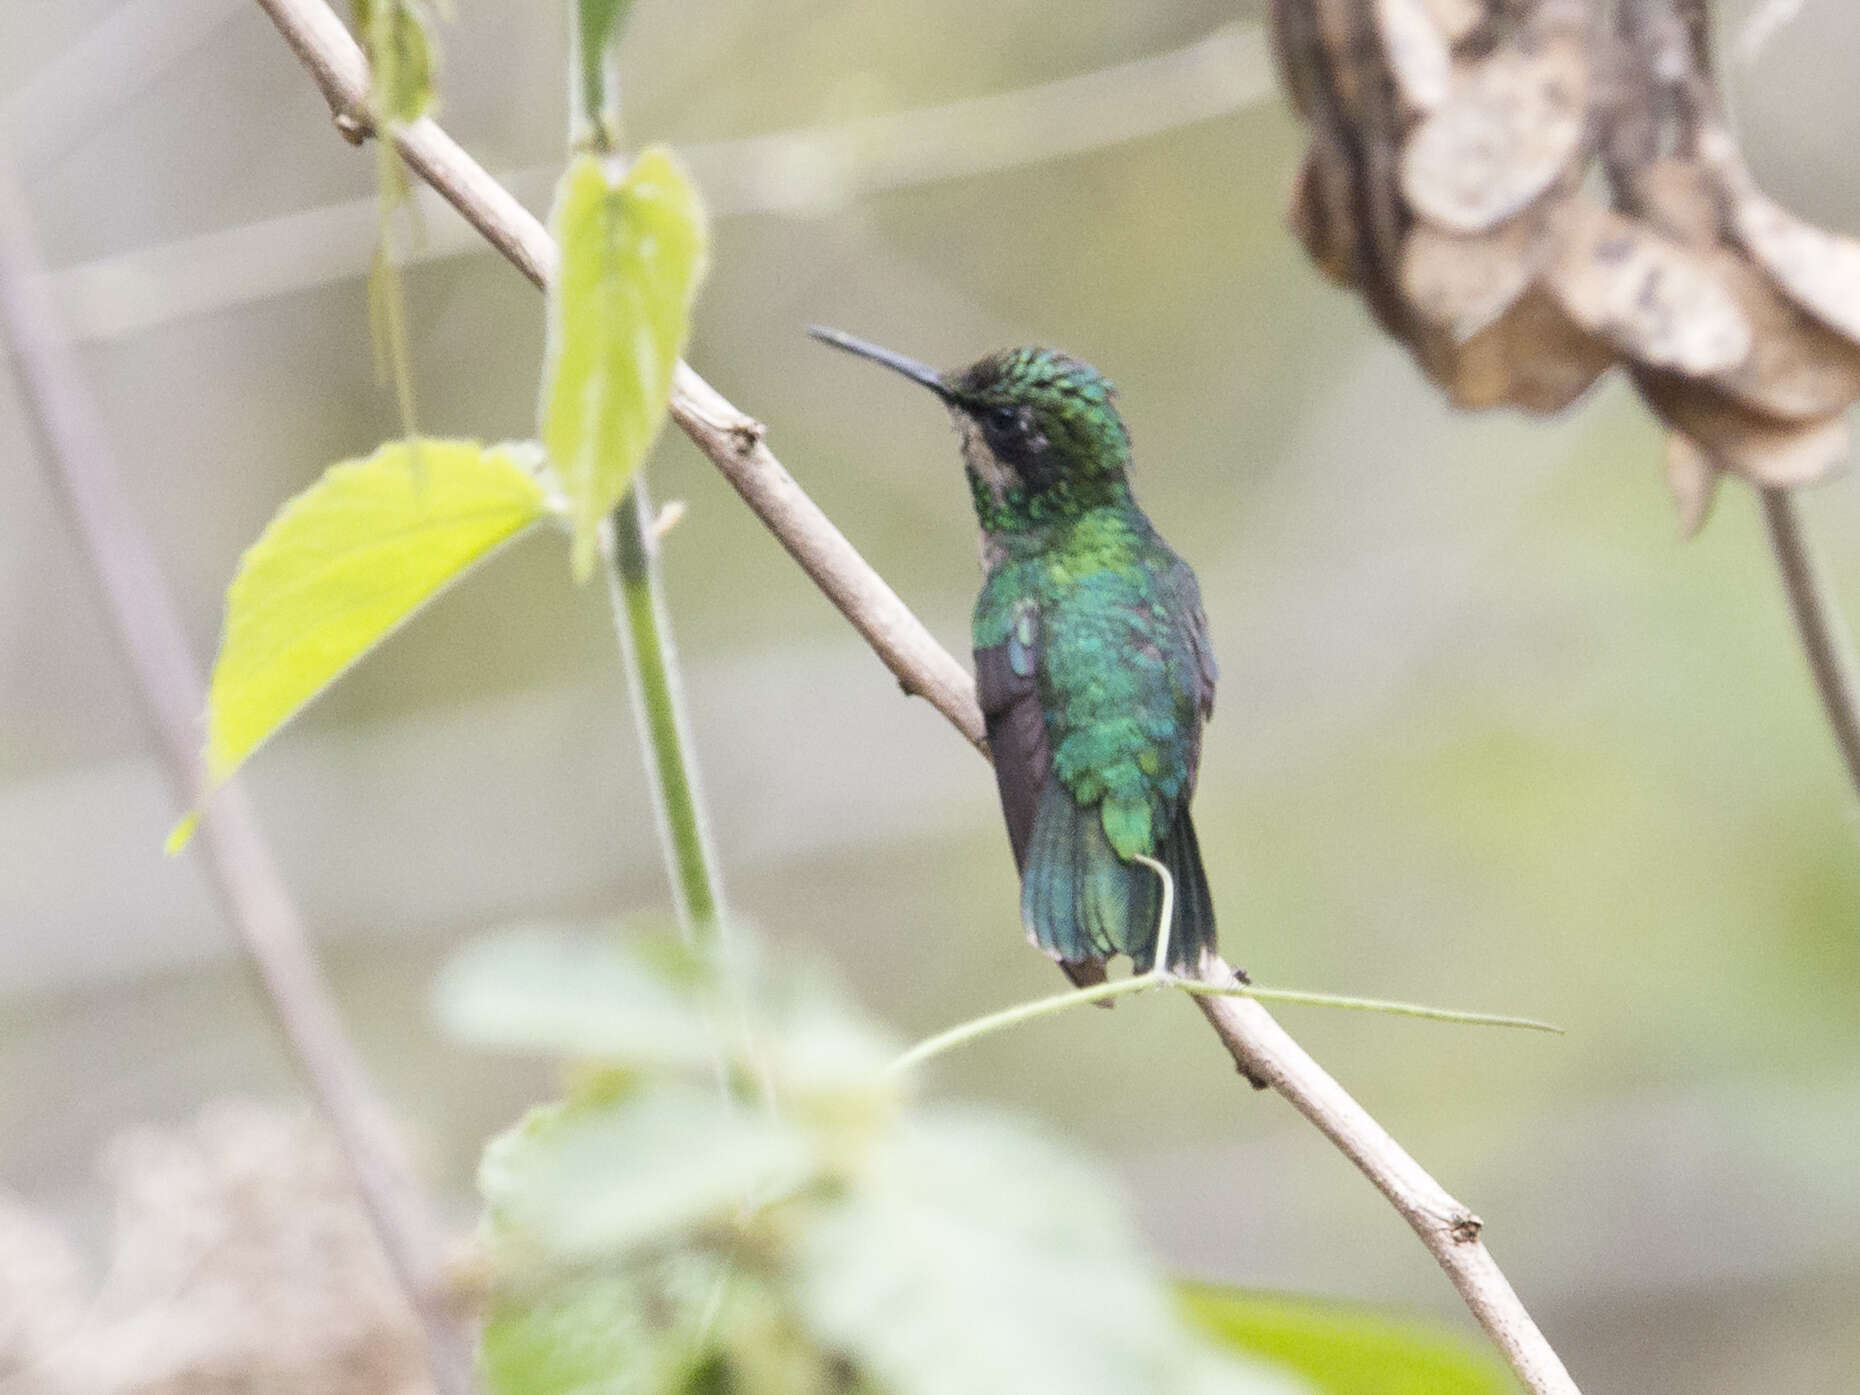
[796,1107,1295,1395]
[703,927,900,1105]
[752,968,900,1104]
[484,1259,863,1395]
[483,1271,675,1395]
[686,1264,883,1395]
[435,922,900,1106]
[541,149,706,579]
[353,0,436,123]
[198,438,546,791]
[1180,1285,1517,1395]
[481,1084,815,1273]
[434,924,719,1072]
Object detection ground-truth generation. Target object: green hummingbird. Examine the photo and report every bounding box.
[810,327,1218,985]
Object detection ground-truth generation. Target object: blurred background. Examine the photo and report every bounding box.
[4,1,1860,1391]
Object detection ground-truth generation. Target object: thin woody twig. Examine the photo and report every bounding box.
[668,363,989,750]
[250,0,989,748]
[1191,986,1576,1393]
[247,2,1578,1389]
[0,154,476,1395]
[1761,488,1860,803]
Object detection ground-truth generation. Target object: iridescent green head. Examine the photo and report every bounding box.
[810,327,1134,536]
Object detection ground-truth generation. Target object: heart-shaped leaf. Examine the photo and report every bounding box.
[198,438,546,792]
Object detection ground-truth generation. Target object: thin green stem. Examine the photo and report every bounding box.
[569,0,625,155]
[888,973,1174,1074]
[604,479,725,935]
[605,494,771,1107]
[1178,981,1563,1033]
[363,1,419,441]
[367,226,420,440]
[892,848,1560,1074]
[888,973,1561,1076]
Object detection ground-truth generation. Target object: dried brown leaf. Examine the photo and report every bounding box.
[1706,250,1860,421]
[1376,0,1452,113]
[1626,158,1724,249]
[1548,204,1752,376]
[1663,432,1722,538]
[1288,144,1359,288]
[1640,371,1850,486]
[1731,185,1860,346]
[1269,0,1323,121]
[1418,0,1483,44]
[1401,204,1555,340]
[1400,34,1588,234]
[1310,0,1378,121]
[1419,283,1615,412]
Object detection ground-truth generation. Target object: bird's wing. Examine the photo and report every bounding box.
[977,567,1215,980]
[974,597,1050,873]
[977,596,1115,987]
[1165,555,1217,794]
[1171,557,1218,722]
[1043,566,1210,860]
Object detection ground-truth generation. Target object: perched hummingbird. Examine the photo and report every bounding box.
[810,327,1218,985]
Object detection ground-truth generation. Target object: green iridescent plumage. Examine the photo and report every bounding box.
[811,329,1218,981]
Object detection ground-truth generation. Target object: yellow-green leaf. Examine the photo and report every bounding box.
[203,438,546,787]
[540,148,707,579]
[354,0,436,124]
[1181,1285,1518,1395]
[162,812,201,857]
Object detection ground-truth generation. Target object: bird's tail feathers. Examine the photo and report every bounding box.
[1143,809,1217,976]
[1022,781,1090,964]
[1021,786,1216,979]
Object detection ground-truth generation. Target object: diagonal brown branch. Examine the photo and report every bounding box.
[246,2,1580,1390]
[0,154,476,1395]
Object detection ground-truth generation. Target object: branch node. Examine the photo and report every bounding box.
[333,108,373,146]
[729,417,767,457]
[1225,1041,1273,1090]
[1449,1210,1486,1244]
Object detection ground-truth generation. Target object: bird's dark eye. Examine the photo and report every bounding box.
[986,404,1020,434]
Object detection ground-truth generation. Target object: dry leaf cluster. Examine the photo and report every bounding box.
[0,1101,430,1395]
[1273,0,1860,532]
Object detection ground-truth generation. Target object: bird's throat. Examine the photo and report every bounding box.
[954,412,1015,506]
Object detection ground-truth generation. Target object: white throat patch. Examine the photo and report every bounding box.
[952,410,1014,505]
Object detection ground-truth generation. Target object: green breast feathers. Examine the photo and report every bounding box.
[977,534,1207,853]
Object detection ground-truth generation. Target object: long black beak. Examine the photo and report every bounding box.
[808,325,951,400]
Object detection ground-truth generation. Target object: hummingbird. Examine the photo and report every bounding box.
[810,326,1218,985]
